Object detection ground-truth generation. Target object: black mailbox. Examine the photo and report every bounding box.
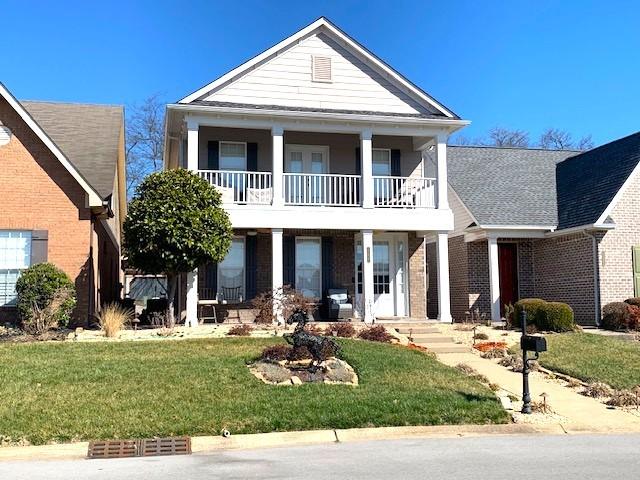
[521,334,547,353]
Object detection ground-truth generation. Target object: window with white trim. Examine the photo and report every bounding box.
[296,237,321,298]
[217,237,245,302]
[219,142,247,171]
[372,149,391,176]
[0,231,31,306]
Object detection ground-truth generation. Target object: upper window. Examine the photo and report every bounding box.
[218,237,245,302]
[219,142,247,171]
[372,149,391,176]
[312,56,332,83]
[0,231,31,306]
[296,238,321,298]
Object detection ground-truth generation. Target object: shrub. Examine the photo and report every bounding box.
[606,390,639,407]
[357,325,393,343]
[260,344,292,362]
[227,324,253,336]
[538,302,575,332]
[288,345,312,361]
[625,297,640,307]
[96,303,133,338]
[513,298,547,330]
[481,348,508,359]
[601,302,632,331]
[582,382,612,398]
[16,263,76,331]
[305,323,325,335]
[327,322,356,338]
[473,332,489,340]
[252,286,312,324]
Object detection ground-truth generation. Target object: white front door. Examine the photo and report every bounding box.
[355,233,408,318]
[285,144,329,204]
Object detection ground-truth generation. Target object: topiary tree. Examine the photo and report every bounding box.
[123,169,233,326]
[15,262,76,331]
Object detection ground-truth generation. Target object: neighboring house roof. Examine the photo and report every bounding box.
[447,146,576,228]
[178,17,460,120]
[556,131,640,230]
[21,100,123,199]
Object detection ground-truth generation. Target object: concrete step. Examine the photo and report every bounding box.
[409,334,455,343]
[395,327,440,335]
[418,343,470,354]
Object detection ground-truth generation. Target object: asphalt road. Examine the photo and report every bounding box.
[2,434,638,480]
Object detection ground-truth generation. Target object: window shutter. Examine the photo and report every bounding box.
[321,237,333,295]
[247,143,258,172]
[245,235,257,300]
[207,141,219,170]
[30,230,48,265]
[283,236,296,288]
[391,149,401,177]
[355,147,361,175]
[633,246,640,297]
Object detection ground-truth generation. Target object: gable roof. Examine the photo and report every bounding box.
[178,17,459,120]
[556,131,640,230]
[21,101,124,199]
[447,146,576,228]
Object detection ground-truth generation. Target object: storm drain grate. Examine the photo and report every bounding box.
[88,437,191,459]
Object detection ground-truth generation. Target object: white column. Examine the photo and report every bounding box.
[361,229,375,322]
[186,118,199,171]
[488,237,501,321]
[435,133,449,210]
[272,126,284,207]
[271,228,284,323]
[186,270,199,327]
[360,130,373,208]
[436,232,452,323]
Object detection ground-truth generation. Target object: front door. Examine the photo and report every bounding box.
[498,243,518,316]
[355,233,408,318]
[285,144,328,204]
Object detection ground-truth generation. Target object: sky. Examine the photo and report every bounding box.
[2,0,639,146]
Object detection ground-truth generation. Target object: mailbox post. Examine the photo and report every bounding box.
[520,311,547,414]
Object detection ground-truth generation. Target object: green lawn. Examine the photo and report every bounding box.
[538,332,640,389]
[0,338,507,445]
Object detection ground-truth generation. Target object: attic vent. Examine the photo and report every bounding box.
[312,56,332,83]
[0,126,11,146]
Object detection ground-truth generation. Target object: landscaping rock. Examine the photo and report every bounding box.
[249,357,358,386]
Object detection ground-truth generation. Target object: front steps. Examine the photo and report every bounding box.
[390,323,469,354]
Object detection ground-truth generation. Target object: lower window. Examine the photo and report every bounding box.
[217,237,245,302]
[0,231,32,306]
[296,238,321,298]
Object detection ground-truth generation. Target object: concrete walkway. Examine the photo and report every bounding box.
[437,351,640,433]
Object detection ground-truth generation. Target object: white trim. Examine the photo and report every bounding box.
[545,223,616,238]
[595,158,640,226]
[294,236,322,299]
[178,18,458,118]
[372,148,391,176]
[477,225,557,231]
[488,237,501,322]
[284,144,330,173]
[217,235,246,302]
[0,82,103,206]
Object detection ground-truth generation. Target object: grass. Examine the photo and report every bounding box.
[537,332,640,390]
[0,338,507,445]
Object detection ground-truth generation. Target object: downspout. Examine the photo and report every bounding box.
[88,214,95,327]
[585,231,601,327]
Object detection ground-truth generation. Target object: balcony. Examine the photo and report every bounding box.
[198,170,436,208]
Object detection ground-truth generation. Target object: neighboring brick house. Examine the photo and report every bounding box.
[427,132,640,325]
[0,82,126,326]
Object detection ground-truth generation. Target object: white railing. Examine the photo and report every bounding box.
[198,170,273,205]
[283,173,361,206]
[372,176,436,208]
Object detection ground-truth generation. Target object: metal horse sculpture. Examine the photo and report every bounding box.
[284,308,341,371]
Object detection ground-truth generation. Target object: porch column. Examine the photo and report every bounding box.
[186,118,199,171]
[488,237,501,321]
[271,228,284,323]
[272,126,284,207]
[186,269,198,327]
[435,133,449,210]
[360,130,374,208]
[436,232,452,323]
[361,229,375,322]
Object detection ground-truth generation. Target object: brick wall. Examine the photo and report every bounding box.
[0,96,93,324]
[598,170,640,308]
[408,235,426,319]
[426,241,438,319]
[448,235,469,321]
[467,240,491,319]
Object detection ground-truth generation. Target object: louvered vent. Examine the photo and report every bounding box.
[0,126,11,146]
[312,56,332,82]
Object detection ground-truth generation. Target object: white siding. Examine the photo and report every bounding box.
[203,33,429,115]
[449,187,474,237]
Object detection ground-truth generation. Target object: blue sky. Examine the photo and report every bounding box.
[2,0,638,145]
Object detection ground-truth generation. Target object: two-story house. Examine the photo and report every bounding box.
[164,17,467,325]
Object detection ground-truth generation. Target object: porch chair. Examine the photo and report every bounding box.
[221,286,242,303]
[325,288,353,320]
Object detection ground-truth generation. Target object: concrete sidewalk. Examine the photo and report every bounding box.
[437,351,640,433]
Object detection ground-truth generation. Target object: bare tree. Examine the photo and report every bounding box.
[488,127,529,147]
[576,134,594,151]
[126,94,165,197]
[449,134,486,146]
[538,128,594,151]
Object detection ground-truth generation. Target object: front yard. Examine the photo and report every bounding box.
[0,338,507,445]
[538,332,640,390]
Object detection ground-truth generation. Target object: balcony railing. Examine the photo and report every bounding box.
[283,173,360,206]
[373,176,436,208]
[198,170,273,205]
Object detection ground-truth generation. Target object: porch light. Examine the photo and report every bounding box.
[247,231,258,236]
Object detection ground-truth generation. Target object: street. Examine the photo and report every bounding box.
[1,434,638,479]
